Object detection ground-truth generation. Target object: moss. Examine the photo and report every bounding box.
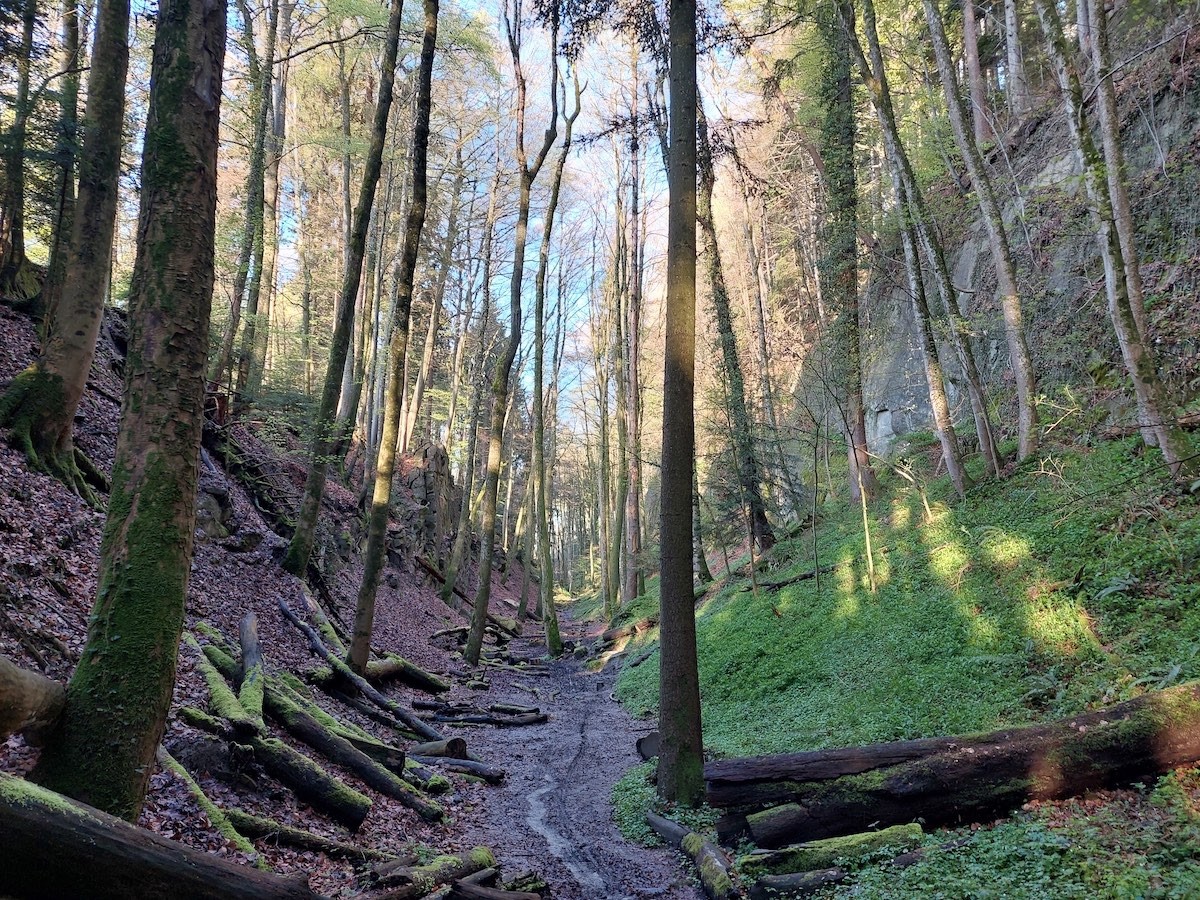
[186,635,256,730]
[158,750,265,869]
[32,451,195,819]
[0,772,98,821]
[738,823,924,876]
[238,663,264,720]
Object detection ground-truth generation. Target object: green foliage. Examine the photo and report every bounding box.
[615,435,1200,894]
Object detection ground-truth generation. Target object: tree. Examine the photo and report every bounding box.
[283,0,409,578]
[1033,0,1193,476]
[464,0,560,666]
[0,0,38,300]
[31,0,226,819]
[923,0,1039,460]
[0,0,130,499]
[816,6,880,502]
[657,0,704,806]
[348,0,440,673]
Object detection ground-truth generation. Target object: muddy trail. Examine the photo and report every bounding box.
[460,610,702,900]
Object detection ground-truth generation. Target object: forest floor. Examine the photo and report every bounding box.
[0,302,697,897]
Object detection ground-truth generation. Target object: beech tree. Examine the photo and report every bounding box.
[31,0,227,819]
[0,0,130,500]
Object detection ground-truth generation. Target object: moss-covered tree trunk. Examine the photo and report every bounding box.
[817,9,881,503]
[465,7,559,667]
[282,0,407,577]
[0,0,37,300]
[348,0,439,673]
[31,0,226,821]
[658,0,705,806]
[0,0,129,500]
[696,107,775,552]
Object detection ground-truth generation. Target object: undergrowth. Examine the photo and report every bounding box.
[608,435,1200,896]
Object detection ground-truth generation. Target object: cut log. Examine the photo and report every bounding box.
[279,598,445,742]
[0,773,317,899]
[179,707,371,831]
[409,755,505,784]
[372,847,496,899]
[156,748,261,864]
[238,613,265,720]
[225,809,396,862]
[705,736,969,808]
[747,868,846,899]
[637,732,661,761]
[410,738,468,759]
[364,655,451,694]
[319,686,422,743]
[598,616,657,646]
[430,711,547,728]
[646,811,735,900]
[0,653,65,743]
[738,681,1200,848]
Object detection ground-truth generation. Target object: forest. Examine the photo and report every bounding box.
[1,0,1200,895]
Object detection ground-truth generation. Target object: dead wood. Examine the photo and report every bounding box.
[0,653,65,743]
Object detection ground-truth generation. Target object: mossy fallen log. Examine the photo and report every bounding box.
[179,707,371,831]
[156,747,263,866]
[731,681,1200,848]
[409,738,468,759]
[646,810,736,900]
[372,847,496,899]
[445,883,540,900]
[737,823,923,876]
[225,809,395,862]
[409,755,505,784]
[0,773,317,899]
[363,655,451,694]
[0,653,65,743]
[239,613,266,721]
[279,598,444,742]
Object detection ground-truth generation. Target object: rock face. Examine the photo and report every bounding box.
[859,34,1200,452]
[386,443,457,571]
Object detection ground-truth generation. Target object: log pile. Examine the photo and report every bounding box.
[708,681,1200,848]
[412,699,547,728]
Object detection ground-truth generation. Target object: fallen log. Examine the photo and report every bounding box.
[157,748,261,864]
[747,868,846,899]
[598,616,657,646]
[431,711,547,728]
[239,613,266,720]
[0,773,317,899]
[409,738,468,759]
[636,732,661,761]
[372,847,496,899]
[180,707,371,831]
[705,736,970,809]
[0,653,65,743]
[279,598,445,742]
[646,811,735,900]
[363,655,451,694]
[319,686,421,743]
[409,755,505,785]
[733,681,1200,848]
[416,557,520,638]
[226,809,395,862]
[737,824,922,876]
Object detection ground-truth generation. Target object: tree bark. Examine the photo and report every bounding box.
[961,0,993,144]
[0,0,129,499]
[347,0,440,674]
[0,655,66,743]
[31,0,226,820]
[658,0,705,806]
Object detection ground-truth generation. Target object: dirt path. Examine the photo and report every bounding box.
[459,612,702,900]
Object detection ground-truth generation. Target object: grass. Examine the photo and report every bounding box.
[608,435,1200,896]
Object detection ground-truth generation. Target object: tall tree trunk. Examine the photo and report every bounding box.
[1004,0,1028,116]
[0,0,37,299]
[817,9,880,502]
[844,0,1000,478]
[348,0,439,673]
[32,0,225,819]
[0,0,129,499]
[1034,0,1193,475]
[532,77,580,655]
[283,0,407,577]
[464,2,559,666]
[696,108,775,551]
[624,62,645,602]
[658,0,704,806]
[924,0,1039,460]
[608,190,629,613]
[962,0,993,144]
[42,0,83,332]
